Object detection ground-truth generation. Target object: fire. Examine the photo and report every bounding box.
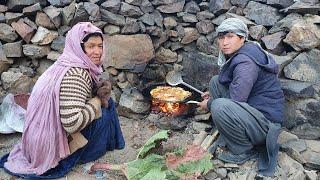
[152,99,188,116]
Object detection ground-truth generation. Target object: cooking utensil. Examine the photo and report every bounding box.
[186,100,200,104]
[166,71,204,95]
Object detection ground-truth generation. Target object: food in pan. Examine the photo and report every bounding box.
[150,86,191,102]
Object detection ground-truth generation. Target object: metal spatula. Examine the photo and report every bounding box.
[166,70,204,95]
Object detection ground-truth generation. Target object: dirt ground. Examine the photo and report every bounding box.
[0,116,194,180]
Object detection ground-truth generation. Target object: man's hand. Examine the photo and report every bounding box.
[96,80,112,108]
[198,99,209,110]
[201,91,211,100]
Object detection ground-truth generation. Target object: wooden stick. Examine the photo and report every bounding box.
[200,130,219,150]
[192,131,207,146]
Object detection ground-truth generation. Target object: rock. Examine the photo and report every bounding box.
[196,20,214,35]
[23,44,51,59]
[11,19,35,43]
[31,26,58,45]
[101,9,126,26]
[268,13,302,34]
[151,10,163,27]
[301,149,320,170]
[244,1,283,26]
[0,5,8,13]
[3,41,23,58]
[101,0,121,13]
[47,0,72,7]
[84,2,100,21]
[35,12,56,30]
[284,49,320,83]
[267,0,295,8]
[5,12,23,24]
[184,1,200,14]
[125,0,143,6]
[140,13,155,26]
[7,75,34,94]
[280,2,320,15]
[191,121,212,133]
[104,25,120,35]
[0,23,18,42]
[70,3,89,26]
[61,2,76,26]
[43,6,61,29]
[1,71,23,90]
[181,27,200,44]
[291,123,320,140]
[261,31,286,55]
[121,21,140,34]
[277,152,305,175]
[22,3,42,15]
[283,21,320,51]
[47,51,61,61]
[282,139,307,153]
[209,0,232,15]
[104,34,154,72]
[225,13,256,26]
[37,59,54,74]
[58,25,70,36]
[305,140,320,153]
[163,17,177,29]
[273,52,298,76]
[182,51,219,91]
[196,36,215,55]
[182,13,198,23]
[50,36,65,53]
[230,0,249,7]
[196,11,215,21]
[193,113,211,121]
[249,25,267,41]
[140,0,153,13]
[156,0,185,14]
[7,0,39,11]
[156,47,177,63]
[281,79,318,100]
[278,130,299,145]
[215,168,228,178]
[0,13,4,23]
[119,88,150,114]
[120,2,144,17]
[304,170,317,180]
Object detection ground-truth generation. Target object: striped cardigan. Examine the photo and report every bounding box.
[59,67,99,134]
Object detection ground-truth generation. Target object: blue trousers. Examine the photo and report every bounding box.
[0,99,125,179]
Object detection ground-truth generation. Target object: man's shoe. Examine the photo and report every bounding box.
[217,149,258,164]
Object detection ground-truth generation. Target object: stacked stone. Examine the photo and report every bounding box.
[0,0,319,144]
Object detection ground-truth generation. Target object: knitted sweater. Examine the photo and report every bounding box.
[59,67,99,134]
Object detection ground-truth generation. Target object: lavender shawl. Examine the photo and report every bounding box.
[4,22,103,175]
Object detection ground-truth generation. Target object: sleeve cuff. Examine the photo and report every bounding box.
[207,98,213,110]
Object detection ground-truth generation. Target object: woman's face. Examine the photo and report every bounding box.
[217,32,245,55]
[83,36,103,65]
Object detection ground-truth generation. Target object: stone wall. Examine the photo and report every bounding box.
[0,0,319,139]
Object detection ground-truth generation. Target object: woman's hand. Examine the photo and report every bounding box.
[201,91,211,100]
[198,99,209,110]
[96,80,112,108]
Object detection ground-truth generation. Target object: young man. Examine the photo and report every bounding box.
[198,18,284,176]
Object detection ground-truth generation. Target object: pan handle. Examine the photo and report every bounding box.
[181,82,204,95]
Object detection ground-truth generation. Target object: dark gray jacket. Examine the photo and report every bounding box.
[217,42,284,123]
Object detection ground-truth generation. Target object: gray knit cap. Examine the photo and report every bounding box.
[216,18,249,39]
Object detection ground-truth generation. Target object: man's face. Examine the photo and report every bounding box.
[217,32,245,55]
[83,36,103,65]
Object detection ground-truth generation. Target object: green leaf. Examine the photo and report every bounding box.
[141,168,166,180]
[126,154,166,180]
[137,130,169,158]
[174,154,213,174]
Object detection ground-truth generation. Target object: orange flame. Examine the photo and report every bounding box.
[152,99,188,116]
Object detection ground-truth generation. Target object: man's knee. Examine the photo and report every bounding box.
[210,98,234,120]
[209,75,219,88]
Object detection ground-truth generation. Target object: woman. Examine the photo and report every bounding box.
[0,22,125,179]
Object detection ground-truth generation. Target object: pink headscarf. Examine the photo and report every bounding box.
[4,22,103,175]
